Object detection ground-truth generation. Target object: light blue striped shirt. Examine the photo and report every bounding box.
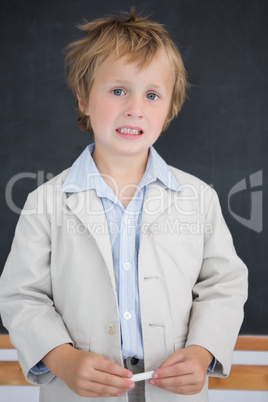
[61,143,181,359]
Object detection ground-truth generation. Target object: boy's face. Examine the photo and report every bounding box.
[79,49,174,163]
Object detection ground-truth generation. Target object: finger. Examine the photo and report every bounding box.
[95,358,132,379]
[159,350,185,369]
[80,379,135,397]
[153,361,192,379]
[150,372,193,388]
[89,370,135,391]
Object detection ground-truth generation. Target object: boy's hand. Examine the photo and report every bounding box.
[149,345,213,395]
[43,344,134,398]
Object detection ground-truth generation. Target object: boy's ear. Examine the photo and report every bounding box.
[77,94,89,116]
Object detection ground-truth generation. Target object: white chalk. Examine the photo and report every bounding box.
[131,371,154,382]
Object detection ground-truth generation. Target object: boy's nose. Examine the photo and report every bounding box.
[124,96,144,119]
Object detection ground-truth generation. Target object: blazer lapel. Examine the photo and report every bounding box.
[64,183,175,287]
[64,190,115,289]
[141,182,174,233]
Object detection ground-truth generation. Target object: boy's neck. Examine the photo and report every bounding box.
[92,146,149,179]
[92,146,149,208]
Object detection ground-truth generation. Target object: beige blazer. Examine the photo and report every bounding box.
[0,165,248,402]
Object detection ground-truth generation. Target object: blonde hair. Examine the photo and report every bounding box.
[65,9,187,133]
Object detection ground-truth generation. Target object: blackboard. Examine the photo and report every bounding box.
[0,0,267,335]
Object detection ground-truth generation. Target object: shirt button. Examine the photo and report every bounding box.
[123,312,132,320]
[124,217,129,225]
[106,323,116,335]
[123,262,131,270]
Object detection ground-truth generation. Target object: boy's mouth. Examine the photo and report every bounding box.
[116,126,144,135]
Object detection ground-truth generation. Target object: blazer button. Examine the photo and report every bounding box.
[106,323,116,335]
[146,226,153,235]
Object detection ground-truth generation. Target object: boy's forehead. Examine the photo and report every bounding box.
[92,50,174,95]
[99,48,173,76]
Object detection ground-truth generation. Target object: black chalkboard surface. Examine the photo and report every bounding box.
[0,0,267,336]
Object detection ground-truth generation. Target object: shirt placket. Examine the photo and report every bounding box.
[119,208,136,356]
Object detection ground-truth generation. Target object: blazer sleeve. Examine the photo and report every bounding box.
[185,188,248,377]
[0,192,74,385]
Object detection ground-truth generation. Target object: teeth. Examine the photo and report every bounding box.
[118,128,141,135]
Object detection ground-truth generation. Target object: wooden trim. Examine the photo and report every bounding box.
[0,362,267,389]
[209,364,268,390]
[0,335,13,349]
[235,336,268,351]
[0,362,31,386]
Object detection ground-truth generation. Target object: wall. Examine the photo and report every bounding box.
[1,0,267,337]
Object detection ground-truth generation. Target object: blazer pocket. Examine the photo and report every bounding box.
[174,334,187,352]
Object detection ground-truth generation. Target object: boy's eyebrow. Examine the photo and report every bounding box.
[108,79,166,90]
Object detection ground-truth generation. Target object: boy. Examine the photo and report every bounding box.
[0,10,247,402]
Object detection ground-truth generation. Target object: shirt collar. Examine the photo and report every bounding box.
[141,146,181,192]
[61,143,181,194]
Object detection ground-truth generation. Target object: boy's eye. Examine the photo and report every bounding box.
[146,92,159,100]
[112,89,125,96]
